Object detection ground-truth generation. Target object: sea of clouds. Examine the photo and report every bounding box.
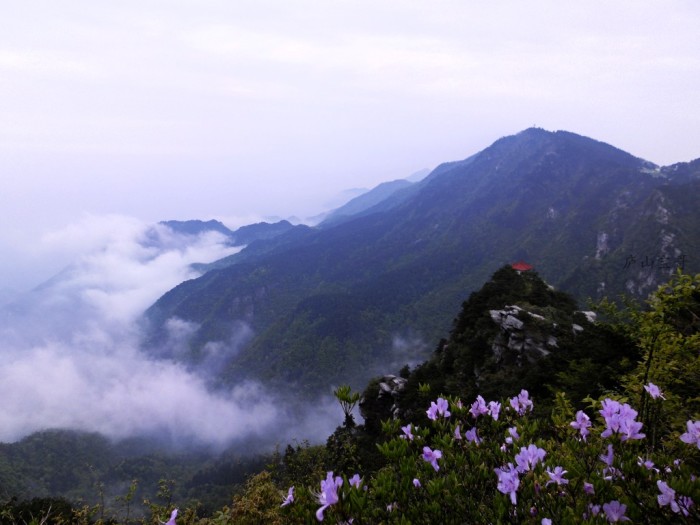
[0,214,339,449]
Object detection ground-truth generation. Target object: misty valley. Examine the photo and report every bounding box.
[2,128,700,523]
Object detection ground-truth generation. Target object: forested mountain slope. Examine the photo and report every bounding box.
[145,129,700,394]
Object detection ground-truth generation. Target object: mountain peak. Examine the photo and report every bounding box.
[145,128,698,396]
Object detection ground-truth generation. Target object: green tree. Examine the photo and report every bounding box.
[228,472,284,525]
[617,271,700,451]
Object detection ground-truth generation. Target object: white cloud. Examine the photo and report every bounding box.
[0,214,341,448]
[0,49,89,76]
[0,337,279,446]
[27,215,237,324]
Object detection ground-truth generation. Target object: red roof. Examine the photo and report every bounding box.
[511,261,533,271]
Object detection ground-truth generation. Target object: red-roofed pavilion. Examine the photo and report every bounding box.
[511,261,533,272]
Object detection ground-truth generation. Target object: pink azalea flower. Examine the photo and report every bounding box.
[349,474,361,489]
[637,457,656,471]
[436,397,450,416]
[316,472,343,522]
[465,427,481,444]
[655,481,693,515]
[422,446,442,471]
[600,399,645,441]
[602,500,630,522]
[570,410,591,441]
[495,463,520,505]
[588,504,601,516]
[488,400,501,421]
[427,397,450,420]
[505,426,520,445]
[470,395,489,419]
[600,444,614,467]
[426,403,438,420]
[680,420,700,449]
[599,444,622,480]
[515,444,546,473]
[657,480,679,513]
[400,423,414,441]
[678,496,695,516]
[599,398,620,419]
[644,382,665,399]
[281,486,294,507]
[509,389,534,416]
[164,509,178,525]
[545,466,568,486]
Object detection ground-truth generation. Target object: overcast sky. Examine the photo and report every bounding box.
[2,1,700,290]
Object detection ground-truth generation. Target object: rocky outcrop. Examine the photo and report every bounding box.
[489,305,598,367]
[489,305,558,365]
[360,374,407,422]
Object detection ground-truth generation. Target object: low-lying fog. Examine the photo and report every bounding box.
[0,214,340,450]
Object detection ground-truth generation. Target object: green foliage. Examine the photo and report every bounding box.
[4,270,700,523]
[114,479,138,524]
[279,389,700,523]
[270,441,327,490]
[147,129,700,398]
[0,433,271,522]
[369,266,640,433]
[334,385,361,427]
[0,497,77,525]
[617,272,700,450]
[228,472,285,525]
[268,271,700,523]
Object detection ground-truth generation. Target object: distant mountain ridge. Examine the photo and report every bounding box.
[145,128,700,395]
[321,179,414,226]
[160,219,297,247]
[160,219,235,238]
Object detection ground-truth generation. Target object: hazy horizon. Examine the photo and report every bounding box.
[2,1,700,291]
